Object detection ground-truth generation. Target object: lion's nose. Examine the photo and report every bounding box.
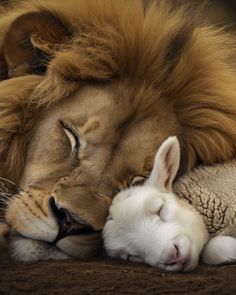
[49,197,95,243]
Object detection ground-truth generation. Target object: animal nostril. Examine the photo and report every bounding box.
[174,244,180,261]
[57,207,77,230]
[49,196,98,243]
[165,244,181,267]
[49,197,71,226]
[65,220,71,226]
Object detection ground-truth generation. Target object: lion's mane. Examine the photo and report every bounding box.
[0,0,236,182]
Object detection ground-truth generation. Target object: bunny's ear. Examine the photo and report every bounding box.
[145,136,180,192]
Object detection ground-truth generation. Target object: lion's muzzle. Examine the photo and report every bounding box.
[49,197,100,243]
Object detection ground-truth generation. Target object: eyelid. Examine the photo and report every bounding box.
[130,175,146,186]
[154,204,165,222]
[60,120,80,150]
[151,199,164,216]
[156,205,163,215]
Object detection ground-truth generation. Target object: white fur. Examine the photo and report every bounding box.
[103,136,236,271]
[202,236,236,265]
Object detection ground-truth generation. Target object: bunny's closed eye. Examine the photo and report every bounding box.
[103,137,208,272]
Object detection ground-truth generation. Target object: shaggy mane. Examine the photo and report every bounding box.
[0,0,236,181]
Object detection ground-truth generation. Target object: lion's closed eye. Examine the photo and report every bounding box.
[130,176,147,186]
[60,120,81,167]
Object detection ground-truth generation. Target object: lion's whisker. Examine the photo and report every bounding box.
[0,184,11,190]
[0,193,12,201]
[0,177,18,187]
[0,195,10,201]
[0,200,10,206]
[0,194,11,201]
[0,187,11,195]
[0,177,24,193]
[0,190,12,196]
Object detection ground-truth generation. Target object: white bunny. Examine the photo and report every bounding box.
[103,137,236,271]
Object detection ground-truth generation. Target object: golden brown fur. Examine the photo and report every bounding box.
[0,0,236,261]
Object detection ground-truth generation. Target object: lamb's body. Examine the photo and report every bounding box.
[103,137,236,270]
[174,161,236,238]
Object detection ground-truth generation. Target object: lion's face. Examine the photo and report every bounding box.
[5,83,178,260]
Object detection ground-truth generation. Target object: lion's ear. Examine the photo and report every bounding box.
[3,11,70,78]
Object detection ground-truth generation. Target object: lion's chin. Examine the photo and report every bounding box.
[9,232,101,262]
[56,232,102,258]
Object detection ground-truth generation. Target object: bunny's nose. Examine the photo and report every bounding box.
[173,244,181,261]
[166,244,190,271]
[167,244,181,264]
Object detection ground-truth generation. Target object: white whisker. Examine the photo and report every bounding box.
[0,197,10,203]
[0,191,12,197]
[0,195,12,203]
[0,194,12,202]
[0,177,16,185]
[0,177,24,192]
[0,191,12,196]
[0,192,11,197]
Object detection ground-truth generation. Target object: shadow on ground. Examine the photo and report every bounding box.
[0,257,235,295]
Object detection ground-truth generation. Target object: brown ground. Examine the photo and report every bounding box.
[1,256,236,295]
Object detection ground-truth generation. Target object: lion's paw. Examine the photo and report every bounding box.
[10,236,70,261]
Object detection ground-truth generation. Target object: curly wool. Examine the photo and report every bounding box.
[174,161,236,237]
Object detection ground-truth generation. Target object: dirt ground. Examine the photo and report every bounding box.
[0,256,235,295]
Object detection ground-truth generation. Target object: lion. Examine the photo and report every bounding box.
[0,0,236,261]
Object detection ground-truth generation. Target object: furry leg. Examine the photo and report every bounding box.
[202,236,236,265]
[10,236,70,262]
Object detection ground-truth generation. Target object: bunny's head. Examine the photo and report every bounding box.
[103,137,208,272]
